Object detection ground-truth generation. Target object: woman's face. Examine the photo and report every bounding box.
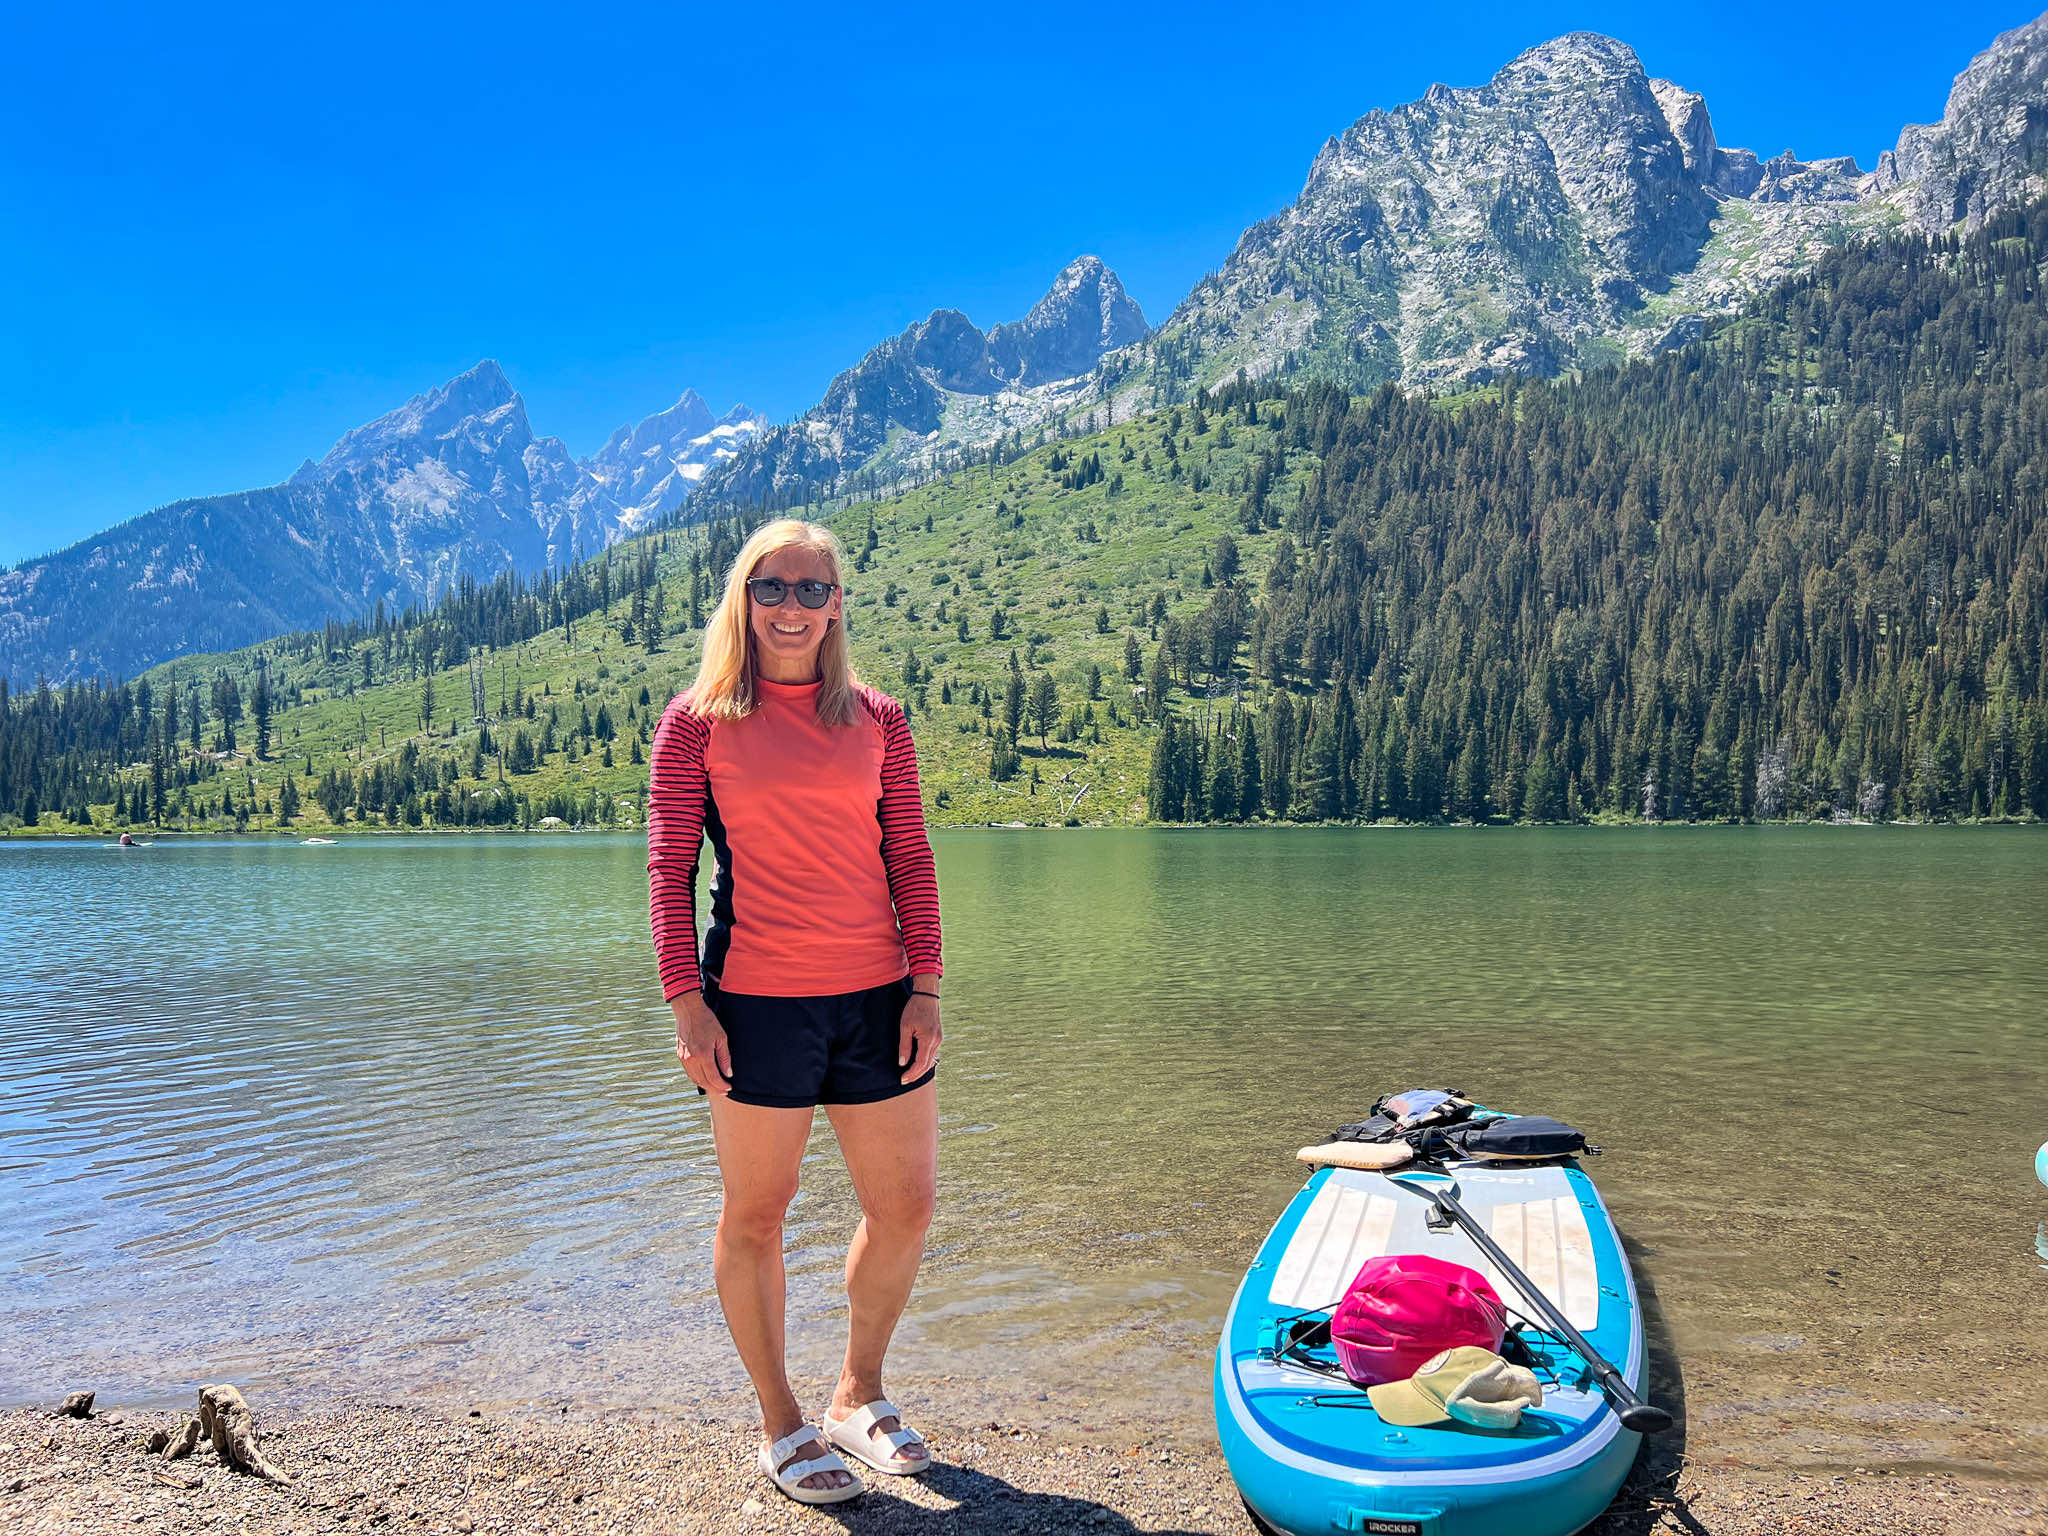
[746,543,843,676]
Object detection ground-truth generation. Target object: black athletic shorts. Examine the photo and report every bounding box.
[697,973,936,1108]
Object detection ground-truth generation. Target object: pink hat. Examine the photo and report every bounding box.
[1330,1253,1509,1386]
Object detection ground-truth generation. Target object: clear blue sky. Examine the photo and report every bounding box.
[2,0,2038,565]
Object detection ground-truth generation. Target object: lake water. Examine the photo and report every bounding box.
[3,828,2044,1478]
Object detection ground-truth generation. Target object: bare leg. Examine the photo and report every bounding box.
[706,1094,855,1492]
[823,1080,938,1465]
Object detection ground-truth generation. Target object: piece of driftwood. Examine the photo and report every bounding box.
[163,1384,295,1486]
[58,1391,94,1418]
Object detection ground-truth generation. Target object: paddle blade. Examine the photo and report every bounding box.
[1620,1402,1673,1435]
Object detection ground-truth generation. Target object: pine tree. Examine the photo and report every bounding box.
[1147,721,1184,821]
[989,727,1020,782]
[1302,706,1344,820]
[1028,673,1058,747]
[1208,734,1241,820]
[1454,730,1488,821]
[1265,693,1295,817]
[2023,712,2048,820]
[1522,743,1557,823]
[1003,671,1025,741]
[252,669,272,760]
[212,670,242,753]
[644,584,665,653]
[1238,716,1263,820]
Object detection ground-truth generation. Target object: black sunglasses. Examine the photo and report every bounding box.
[746,576,838,609]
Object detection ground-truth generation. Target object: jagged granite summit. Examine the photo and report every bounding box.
[986,256,1151,386]
[282,360,627,594]
[1103,14,2048,399]
[699,256,1149,506]
[0,362,751,683]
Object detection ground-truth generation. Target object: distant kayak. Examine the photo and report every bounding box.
[300,837,339,846]
[101,841,153,848]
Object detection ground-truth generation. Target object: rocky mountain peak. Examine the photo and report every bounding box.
[441,358,517,414]
[907,309,1001,392]
[1115,15,2048,407]
[1870,10,2048,229]
[295,359,528,484]
[694,257,1150,509]
[582,389,765,524]
[665,386,713,430]
[1,357,638,683]
[985,256,1151,387]
[1495,30,1648,89]
[591,388,717,465]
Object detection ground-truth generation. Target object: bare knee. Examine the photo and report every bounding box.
[861,1178,935,1239]
[720,1185,798,1250]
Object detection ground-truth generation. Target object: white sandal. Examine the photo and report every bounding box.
[821,1397,932,1476]
[758,1424,863,1505]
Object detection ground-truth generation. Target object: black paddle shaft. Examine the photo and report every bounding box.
[1388,1177,1673,1435]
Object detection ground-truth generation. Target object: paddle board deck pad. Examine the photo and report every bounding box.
[1215,1160,1644,1536]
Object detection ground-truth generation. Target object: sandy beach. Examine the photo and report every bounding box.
[5,1394,2043,1536]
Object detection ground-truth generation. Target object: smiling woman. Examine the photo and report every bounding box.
[645,518,944,1506]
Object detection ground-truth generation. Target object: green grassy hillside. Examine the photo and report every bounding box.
[37,203,2046,836]
[68,390,1311,836]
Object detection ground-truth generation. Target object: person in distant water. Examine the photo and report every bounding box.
[118,832,135,846]
[646,518,943,1506]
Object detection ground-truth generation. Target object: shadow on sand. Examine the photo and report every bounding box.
[1585,1233,1707,1536]
[808,1457,1220,1534]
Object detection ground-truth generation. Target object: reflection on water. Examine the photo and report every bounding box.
[2,828,2045,1476]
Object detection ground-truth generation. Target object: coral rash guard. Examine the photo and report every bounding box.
[647,677,943,999]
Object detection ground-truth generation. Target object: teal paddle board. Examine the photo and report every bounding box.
[1215,1154,1646,1536]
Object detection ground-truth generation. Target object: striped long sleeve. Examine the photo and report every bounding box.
[646,699,711,1002]
[866,689,944,979]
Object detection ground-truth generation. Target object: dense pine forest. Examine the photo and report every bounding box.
[1150,200,2048,823]
[4,199,2048,830]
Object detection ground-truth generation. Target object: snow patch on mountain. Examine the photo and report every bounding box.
[583,390,767,529]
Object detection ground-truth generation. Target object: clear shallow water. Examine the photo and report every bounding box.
[2,828,2044,1476]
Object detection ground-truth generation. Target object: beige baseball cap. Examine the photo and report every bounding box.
[1366,1346,1545,1429]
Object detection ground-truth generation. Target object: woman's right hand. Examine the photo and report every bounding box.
[672,992,733,1095]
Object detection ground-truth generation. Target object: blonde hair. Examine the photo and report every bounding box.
[686,519,860,725]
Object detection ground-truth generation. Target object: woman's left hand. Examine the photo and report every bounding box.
[899,985,942,1083]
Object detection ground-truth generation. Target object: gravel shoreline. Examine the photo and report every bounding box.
[5,1397,2043,1536]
